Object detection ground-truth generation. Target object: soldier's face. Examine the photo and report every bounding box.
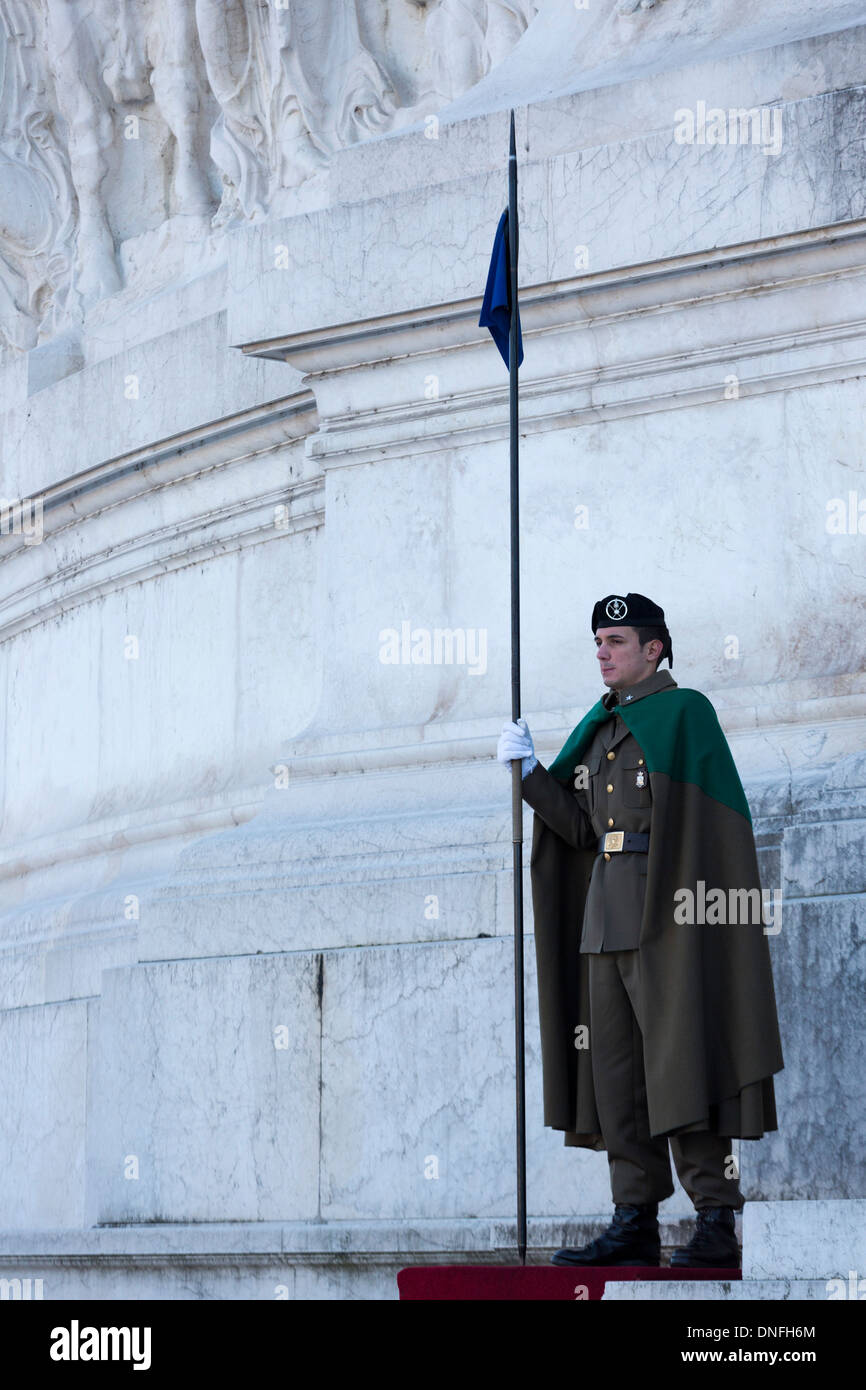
[595,626,658,690]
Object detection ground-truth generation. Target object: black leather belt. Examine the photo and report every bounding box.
[596,831,650,854]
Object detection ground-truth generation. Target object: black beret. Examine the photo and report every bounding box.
[591,592,665,629]
[591,592,673,665]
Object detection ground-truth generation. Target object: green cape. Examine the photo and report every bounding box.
[529,685,784,1146]
[547,687,751,821]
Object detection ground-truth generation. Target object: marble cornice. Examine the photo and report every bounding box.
[0,792,264,889]
[1,680,861,897]
[0,1213,710,1263]
[230,674,866,805]
[242,219,866,468]
[0,393,322,641]
[34,392,317,522]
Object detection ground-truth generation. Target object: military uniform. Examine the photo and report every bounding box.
[522,664,744,1211]
[576,666,665,954]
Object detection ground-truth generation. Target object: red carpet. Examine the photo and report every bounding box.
[397,1265,740,1300]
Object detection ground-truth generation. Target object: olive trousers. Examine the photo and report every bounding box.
[587,947,745,1211]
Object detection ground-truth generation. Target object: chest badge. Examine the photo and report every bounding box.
[635,769,647,788]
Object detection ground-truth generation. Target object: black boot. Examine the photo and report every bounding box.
[551,1202,660,1267]
[670,1206,741,1269]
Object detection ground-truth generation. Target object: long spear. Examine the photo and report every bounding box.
[506,111,527,1268]
[479,109,526,1265]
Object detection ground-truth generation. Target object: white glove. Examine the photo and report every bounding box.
[497,718,538,778]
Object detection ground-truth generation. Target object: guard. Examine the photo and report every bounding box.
[497,592,784,1268]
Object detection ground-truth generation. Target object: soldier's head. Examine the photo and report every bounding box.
[591,593,672,691]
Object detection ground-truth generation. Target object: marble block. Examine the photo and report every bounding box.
[0,999,88,1230]
[87,955,321,1225]
[745,1200,866,1280]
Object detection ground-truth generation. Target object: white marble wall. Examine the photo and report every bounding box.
[88,956,322,1224]
[0,1,864,1298]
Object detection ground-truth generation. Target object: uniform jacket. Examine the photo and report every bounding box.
[571,666,671,951]
[521,672,784,1148]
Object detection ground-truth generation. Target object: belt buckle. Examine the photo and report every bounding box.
[603,831,624,853]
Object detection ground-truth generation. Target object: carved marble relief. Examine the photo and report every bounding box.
[424,0,540,102]
[0,0,542,357]
[0,0,76,353]
[196,0,398,225]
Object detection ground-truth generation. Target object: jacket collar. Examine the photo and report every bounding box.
[602,666,677,711]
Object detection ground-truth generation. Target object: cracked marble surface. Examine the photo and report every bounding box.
[87,956,321,1225]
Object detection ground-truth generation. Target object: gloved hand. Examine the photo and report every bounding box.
[497,717,538,778]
